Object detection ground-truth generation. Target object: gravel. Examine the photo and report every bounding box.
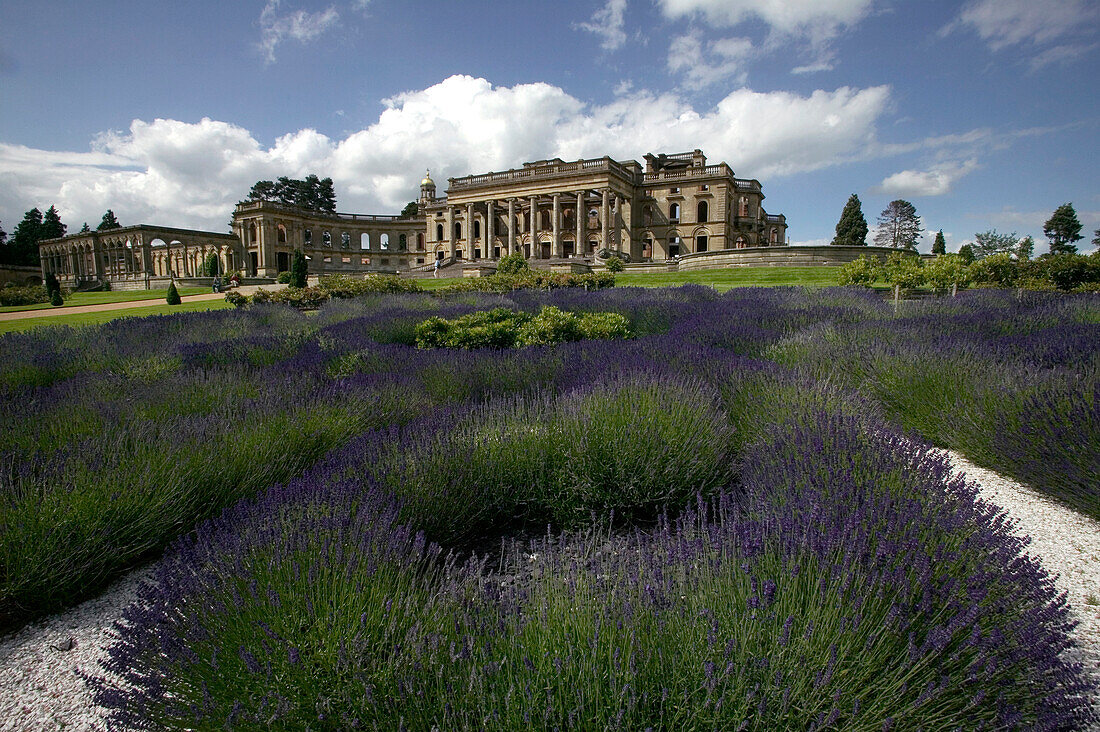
[1,454,1097,730]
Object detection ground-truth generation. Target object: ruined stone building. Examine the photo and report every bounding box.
[40,149,787,284]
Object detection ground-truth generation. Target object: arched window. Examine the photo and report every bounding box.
[277,225,287,243]
[380,233,390,249]
[770,228,778,244]
[473,220,481,238]
[669,203,680,222]
[736,236,746,248]
[341,232,350,249]
[361,233,370,250]
[643,205,653,225]
[304,228,312,245]
[248,223,258,243]
[697,200,708,222]
[541,210,551,230]
[436,224,444,241]
[454,222,462,239]
[322,231,331,247]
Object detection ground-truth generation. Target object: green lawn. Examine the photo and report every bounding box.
[0,299,233,334]
[418,266,849,292]
[0,287,210,313]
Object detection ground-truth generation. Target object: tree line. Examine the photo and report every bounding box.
[0,208,122,267]
[830,195,1095,257]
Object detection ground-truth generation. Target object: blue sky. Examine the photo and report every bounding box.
[0,0,1097,252]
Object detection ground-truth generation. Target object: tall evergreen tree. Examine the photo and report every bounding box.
[40,205,66,240]
[244,175,337,213]
[79,222,91,233]
[874,200,922,249]
[289,248,308,289]
[4,208,43,266]
[932,230,946,255]
[831,194,868,246]
[97,209,121,230]
[1017,235,1034,261]
[1043,203,1083,255]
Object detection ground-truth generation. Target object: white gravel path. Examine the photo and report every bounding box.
[0,454,1097,730]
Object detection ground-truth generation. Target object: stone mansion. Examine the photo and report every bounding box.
[38,150,788,285]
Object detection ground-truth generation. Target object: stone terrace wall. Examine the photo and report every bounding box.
[676,245,912,270]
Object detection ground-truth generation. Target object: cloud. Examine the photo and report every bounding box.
[576,0,628,51]
[0,75,892,233]
[658,0,873,76]
[258,1,340,64]
[941,0,1099,61]
[667,30,754,89]
[876,159,979,197]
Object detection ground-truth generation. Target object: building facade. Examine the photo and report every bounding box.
[40,150,788,283]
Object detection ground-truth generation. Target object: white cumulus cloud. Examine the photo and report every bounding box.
[0,75,892,233]
[877,159,979,198]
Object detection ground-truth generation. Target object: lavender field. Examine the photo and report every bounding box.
[2,286,1098,729]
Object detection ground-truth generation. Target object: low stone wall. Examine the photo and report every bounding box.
[0,265,41,287]
[676,245,910,271]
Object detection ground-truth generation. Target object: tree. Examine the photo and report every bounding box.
[1043,203,1083,255]
[245,175,337,213]
[496,252,529,275]
[836,255,879,287]
[831,194,868,246]
[289,248,308,288]
[400,201,419,218]
[881,251,925,289]
[0,220,7,247]
[874,200,922,250]
[166,281,181,305]
[1017,235,1034,261]
[923,253,970,294]
[972,229,1020,259]
[41,205,67,240]
[931,230,946,255]
[79,222,91,233]
[97,209,121,230]
[4,208,43,266]
[1093,229,1100,248]
[957,244,975,264]
[45,272,61,297]
[203,252,220,277]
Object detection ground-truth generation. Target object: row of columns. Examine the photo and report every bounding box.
[42,238,239,282]
[438,188,628,260]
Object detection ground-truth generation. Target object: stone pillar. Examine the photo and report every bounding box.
[601,189,610,251]
[576,191,585,257]
[507,198,516,255]
[529,195,538,259]
[486,199,495,258]
[552,193,561,258]
[466,202,474,259]
[446,206,455,256]
[622,196,634,259]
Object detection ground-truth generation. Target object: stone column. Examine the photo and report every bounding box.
[446,205,455,256]
[601,189,610,251]
[466,203,474,259]
[485,200,495,258]
[529,195,538,258]
[552,193,561,259]
[622,196,634,259]
[576,191,585,257]
[507,198,516,255]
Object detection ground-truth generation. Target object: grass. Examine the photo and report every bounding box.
[0,287,210,313]
[0,299,233,333]
[416,266,850,292]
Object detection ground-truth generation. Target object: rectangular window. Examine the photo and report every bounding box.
[342,256,351,263]
[323,256,332,263]
[669,187,679,193]
[361,257,369,265]
[700,184,709,191]
[697,235,708,252]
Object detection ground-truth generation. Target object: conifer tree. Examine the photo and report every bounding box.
[874,200,922,249]
[932,230,946,255]
[5,208,43,266]
[97,209,121,230]
[1043,203,1083,255]
[40,206,66,240]
[290,248,308,289]
[166,281,181,305]
[831,194,868,246]
[79,223,91,233]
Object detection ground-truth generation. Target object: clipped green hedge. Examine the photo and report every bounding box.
[415,305,631,349]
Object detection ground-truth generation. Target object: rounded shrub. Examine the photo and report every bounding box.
[49,289,63,307]
[605,255,625,272]
[276,271,292,284]
[495,252,529,275]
